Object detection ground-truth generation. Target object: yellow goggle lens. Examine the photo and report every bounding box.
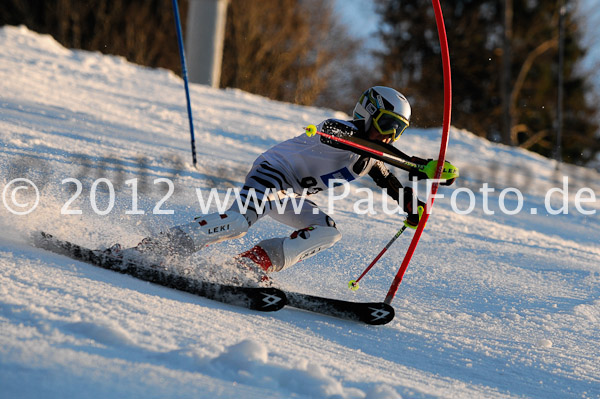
[374,110,409,141]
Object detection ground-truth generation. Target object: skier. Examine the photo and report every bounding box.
[123,86,458,275]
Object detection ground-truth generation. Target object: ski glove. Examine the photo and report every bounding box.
[409,158,459,186]
[402,187,427,229]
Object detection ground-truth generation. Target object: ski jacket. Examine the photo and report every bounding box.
[255,118,408,203]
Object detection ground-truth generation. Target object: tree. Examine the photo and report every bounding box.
[0,0,182,73]
[374,0,599,165]
[1,0,368,114]
[220,0,368,111]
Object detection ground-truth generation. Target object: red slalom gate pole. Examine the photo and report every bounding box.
[384,0,452,305]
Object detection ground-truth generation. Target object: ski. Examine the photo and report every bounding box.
[32,232,286,312]
[32,232,394,324]
[284,291,395,325]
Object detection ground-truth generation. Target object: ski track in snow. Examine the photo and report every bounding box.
[1,25,600,399]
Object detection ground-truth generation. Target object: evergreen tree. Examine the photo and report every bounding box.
[375,0,598,165]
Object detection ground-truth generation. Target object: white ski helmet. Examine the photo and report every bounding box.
[353,86,411,141]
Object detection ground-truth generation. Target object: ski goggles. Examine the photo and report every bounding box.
[373,109,409,141]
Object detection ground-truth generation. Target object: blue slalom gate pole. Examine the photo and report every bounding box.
[172,0,197,167]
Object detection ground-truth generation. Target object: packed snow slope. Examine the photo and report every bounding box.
[1,26,599,399]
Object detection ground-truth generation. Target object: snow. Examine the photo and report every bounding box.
[1,25,600,398]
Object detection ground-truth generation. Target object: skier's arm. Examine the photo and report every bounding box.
[368,161,426,229]
[367,160,404,203]
[367,151,458,186]
[318,120,416,168]
[317,119,458,186]
[318,119,361,149]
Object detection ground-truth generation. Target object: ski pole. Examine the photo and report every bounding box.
[305,125,418,170]
[172,0,197,167]
[348,225,407,291]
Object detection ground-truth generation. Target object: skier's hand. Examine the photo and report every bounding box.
[409,159,459,185]
[438,160,459,186]
[402,187,427,229]
[404,205,425,229]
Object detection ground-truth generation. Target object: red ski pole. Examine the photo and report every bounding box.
[304,125,418,170]
[348,225,408,291]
